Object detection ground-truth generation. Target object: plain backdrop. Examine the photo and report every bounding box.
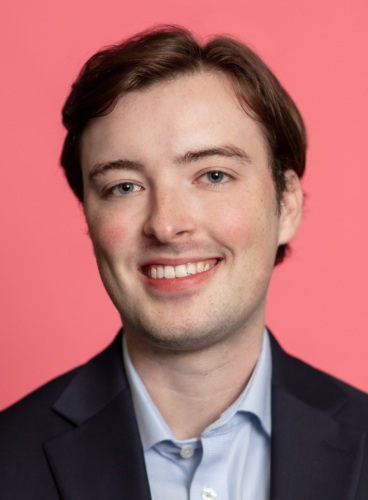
[1,0,367,410]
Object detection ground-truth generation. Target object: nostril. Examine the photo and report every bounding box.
[143,208,194,243]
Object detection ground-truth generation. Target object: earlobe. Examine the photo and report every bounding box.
[278,170,304,245]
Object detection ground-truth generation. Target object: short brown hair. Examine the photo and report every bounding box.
[61,25,306,263]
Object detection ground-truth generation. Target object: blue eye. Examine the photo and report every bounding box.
[206,171,225,183]
[196,170,232,186]
[115,183,136,194]
[105,182,142,197]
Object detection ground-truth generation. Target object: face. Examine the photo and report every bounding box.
[81,72,301,352]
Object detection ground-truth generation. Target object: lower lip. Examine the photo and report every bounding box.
[139,261,221,292]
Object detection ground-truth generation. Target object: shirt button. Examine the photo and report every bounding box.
[180,445,194,458]
[202,487,217,499]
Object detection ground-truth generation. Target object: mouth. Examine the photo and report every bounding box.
[141,258,220,279]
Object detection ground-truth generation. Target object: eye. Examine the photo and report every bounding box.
[198,170,231,184]
[105,182,142,197]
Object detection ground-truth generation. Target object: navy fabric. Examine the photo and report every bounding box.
[1,331,368,499]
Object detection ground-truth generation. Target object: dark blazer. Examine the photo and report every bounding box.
[1,331,368,499]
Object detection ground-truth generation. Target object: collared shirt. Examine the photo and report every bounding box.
[123,329,272,500]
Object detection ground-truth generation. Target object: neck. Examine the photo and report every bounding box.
[125,325,264,440]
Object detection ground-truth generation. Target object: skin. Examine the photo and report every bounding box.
[81,71,303,438]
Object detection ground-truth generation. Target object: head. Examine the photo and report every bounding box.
[61,25,306,265]
[64,27,305,352]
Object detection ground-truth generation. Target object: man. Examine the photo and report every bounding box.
[1,26,368,499]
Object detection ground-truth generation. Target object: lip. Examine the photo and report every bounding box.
[139,257,223,292]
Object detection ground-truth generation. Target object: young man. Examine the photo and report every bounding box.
[1,26,368,499]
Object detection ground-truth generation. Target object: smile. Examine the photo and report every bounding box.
[143,259,219,279]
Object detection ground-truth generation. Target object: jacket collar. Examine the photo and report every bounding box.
[44,331,152,500]
[269,333,366,500]
[44,331,366,500]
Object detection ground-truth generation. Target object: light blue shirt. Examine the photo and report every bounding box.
[123,329,272,500]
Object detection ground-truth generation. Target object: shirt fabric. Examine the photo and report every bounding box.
[122,329,272,500]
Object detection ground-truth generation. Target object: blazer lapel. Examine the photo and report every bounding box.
[270,334,366,500]
[42,330,367,499]
[44,333,152,500]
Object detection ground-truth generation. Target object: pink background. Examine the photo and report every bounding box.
[1,0,367,410]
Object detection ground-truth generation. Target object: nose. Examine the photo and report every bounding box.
[143,189,195,244]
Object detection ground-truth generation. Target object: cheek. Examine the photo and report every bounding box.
[208,190,279,256]
[206,206,256,259]
[87,211,132,255]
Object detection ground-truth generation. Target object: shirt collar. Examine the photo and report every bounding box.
[123,328,272,450]
[235,328,272,435]
[123,336,175,449]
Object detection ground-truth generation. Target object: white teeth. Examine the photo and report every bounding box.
[175,264,187,277]
[147,260,217,279]
[187,263,196,275]
[164,266,175,279]
[196,261,204,273]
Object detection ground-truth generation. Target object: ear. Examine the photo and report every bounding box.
[277,169,304,245]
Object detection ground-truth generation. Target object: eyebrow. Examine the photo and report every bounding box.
[88,159,144,181]
[174,145,251,165]
[88,144,250,181]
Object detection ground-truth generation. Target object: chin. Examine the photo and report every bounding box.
[124,315,229,353]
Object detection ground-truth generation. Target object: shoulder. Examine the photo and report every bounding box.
[0,331,125,453]
[270,332,368,431]
[0,367,80,498]
[0,334,125,497]
[0,332,123,428]
[0,367,79,451]
[1,367,78,423]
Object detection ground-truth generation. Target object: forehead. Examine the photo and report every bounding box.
[81,71,269,167]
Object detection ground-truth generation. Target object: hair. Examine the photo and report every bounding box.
[61,25,307,264]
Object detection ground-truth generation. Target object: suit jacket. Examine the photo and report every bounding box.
[1,331,368,499]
